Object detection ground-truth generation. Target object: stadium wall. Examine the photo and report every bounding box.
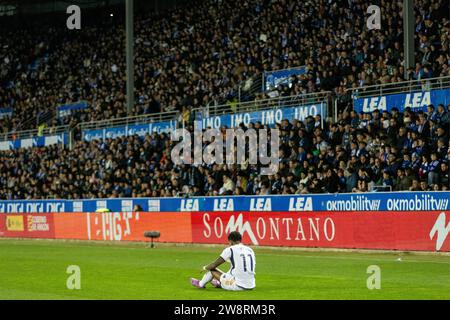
[0,192,449,252]
[1,192,449,213]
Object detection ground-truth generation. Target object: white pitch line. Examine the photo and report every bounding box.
[259,252,450,265]
[3,239,450,265]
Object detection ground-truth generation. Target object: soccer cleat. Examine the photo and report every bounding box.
[190,278,205,289]
[211,279,222,288]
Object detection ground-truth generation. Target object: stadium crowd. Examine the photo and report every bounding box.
[1,0,449,134]
[0,103,449,199]
[0,0,450,199]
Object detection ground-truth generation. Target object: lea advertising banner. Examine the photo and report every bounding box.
[0,211,449,252]
[353,88,450,113]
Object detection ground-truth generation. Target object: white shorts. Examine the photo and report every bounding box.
[219,273,243,291]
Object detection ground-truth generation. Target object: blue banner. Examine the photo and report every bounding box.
[1,192,448,213]
[0,107,13,119]
[353,88,450,113]
[57,101,88,118]
[83,120,177,142]
[0,133,68,151]
[264,67,306,91]
[201,103,326,129]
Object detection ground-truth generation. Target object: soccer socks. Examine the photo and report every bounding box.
[199,271,213,287]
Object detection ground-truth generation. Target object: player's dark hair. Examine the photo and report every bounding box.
[228,231,242,242]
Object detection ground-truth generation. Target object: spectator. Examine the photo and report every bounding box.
[1,0,450,198]
[428,153,441,185]
[440,162,450,188]
[1,0,449,133]
[220,175,235,195]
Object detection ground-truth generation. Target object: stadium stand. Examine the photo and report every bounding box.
[1,0,449,132]
[0,0,449,199]
[0,104,449,199]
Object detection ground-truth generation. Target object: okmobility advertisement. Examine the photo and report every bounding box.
[0,192,449,252]
[353,87,450,113]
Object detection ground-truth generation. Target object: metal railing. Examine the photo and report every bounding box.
[371,185,393,192]
[194,91,332,119]
[14,105,57,132]
[1,91,333,143]
[346,76,450,99]
[79,110,179,131]
[237,73,263,103]
[2,91,333,143]
[1,111,179,142]
[3,91,330,142]
[1,125,69,141]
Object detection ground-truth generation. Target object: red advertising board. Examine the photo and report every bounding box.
[1,211,449,252]
[0,212,192,243]
[0,214,55,238]
[191,211,450,252]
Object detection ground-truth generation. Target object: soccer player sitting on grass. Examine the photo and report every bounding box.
[190,231,256,291]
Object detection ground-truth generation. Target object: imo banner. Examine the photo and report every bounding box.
[353,88,450,113]
[200,103,326,129]
[1,192,449,214]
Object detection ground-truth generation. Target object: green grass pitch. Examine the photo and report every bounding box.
[0,239,449,300]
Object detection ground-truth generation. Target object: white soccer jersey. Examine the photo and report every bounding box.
[220,243,256,289]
